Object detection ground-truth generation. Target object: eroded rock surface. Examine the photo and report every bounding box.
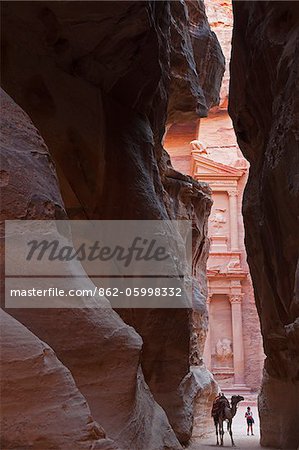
[0,309,117,450]
[168,0,224,123]
[204,0,233,110]
[229,2,299,448]
[191,364,219,439]
[1,1,224,447]
[0,89,181,450]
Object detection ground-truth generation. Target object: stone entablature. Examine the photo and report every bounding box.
[191,150,244,181]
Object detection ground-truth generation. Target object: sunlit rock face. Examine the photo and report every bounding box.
[1,1,224,447]
[204,0,233,111]
[229,2,299,448]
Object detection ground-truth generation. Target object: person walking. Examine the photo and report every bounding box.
[245,406,254,435]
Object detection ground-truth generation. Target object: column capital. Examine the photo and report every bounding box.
[206,293,213,304]
[227,189,238,197]
[229,294,244,304]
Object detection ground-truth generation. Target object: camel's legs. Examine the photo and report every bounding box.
[219,418,224,446]
[214,419,219,445]
[228,419,235,446]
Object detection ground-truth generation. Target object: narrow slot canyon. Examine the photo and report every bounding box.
[0,1,298,450]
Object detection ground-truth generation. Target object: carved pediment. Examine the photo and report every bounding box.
[191,153,245,180]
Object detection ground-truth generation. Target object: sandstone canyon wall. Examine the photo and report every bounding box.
[1,87,182,450]
[1,1,224,448]
[229,2,299,448]
[1,309,118,450]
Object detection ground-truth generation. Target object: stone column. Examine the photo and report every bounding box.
[228,190,239,251]
[230,294,245,385]
[203,295,212,370]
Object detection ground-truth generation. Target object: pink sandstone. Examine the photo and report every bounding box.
[0,0,225,446]
[0,309,118,450]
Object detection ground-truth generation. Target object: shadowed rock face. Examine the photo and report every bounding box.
[0,309,118,450]
[0,87,181,450]
[1,1,224,448]
[168,0,224,123]
[229,2,299,448]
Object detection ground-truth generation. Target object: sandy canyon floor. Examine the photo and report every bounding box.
[188,405,276,450]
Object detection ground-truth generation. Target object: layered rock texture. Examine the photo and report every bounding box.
[0,87,181,450]
[1,1,224,449]
[229,2,299,448]
[204,0,233,110]
[1,309,118,450]
[168,0,224,122]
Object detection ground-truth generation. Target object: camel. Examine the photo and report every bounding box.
[212,394,244,446]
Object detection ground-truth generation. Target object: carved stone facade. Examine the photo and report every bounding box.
[164,111,265,393]
[164,0,264,394]
[193,149,249,390]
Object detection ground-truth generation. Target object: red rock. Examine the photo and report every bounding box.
[0,309,114,450]
[0,88,181,450]
[1,0,225,446]
[204,0,233,110]
[168,0,225,122]
[230,2,299,448]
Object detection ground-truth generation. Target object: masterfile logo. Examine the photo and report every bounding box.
[26,237,170,267]
[5,220,192,309]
